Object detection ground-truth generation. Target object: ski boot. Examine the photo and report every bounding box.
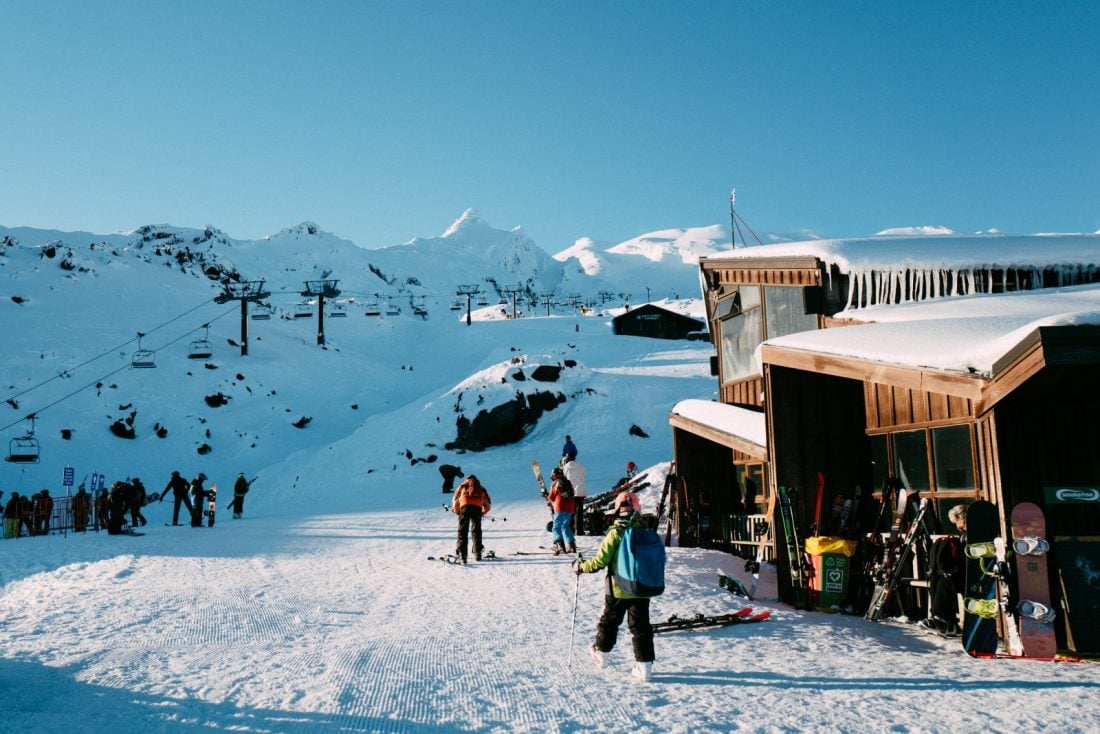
[552,541,566,556]
[566,543,577,554]
[1017,600,1056,623]
[630,661,653,682]
[589,645,607,669]
[1012,536,1050,556]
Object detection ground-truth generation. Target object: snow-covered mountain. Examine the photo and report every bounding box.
[0,209,726,314]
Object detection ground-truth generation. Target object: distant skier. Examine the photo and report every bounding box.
[130,477,148,527]
[231,473,250,519]
[562,435,578,462]
[547,466,576,555]
[161,470,194,526]
[562,456,587,535]
[438,464,464,494]
[574,491,655,682]
[452,474,491,563]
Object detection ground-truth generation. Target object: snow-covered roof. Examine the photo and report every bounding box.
[763,283,1100,377]
[705,233,1100,274]
[669,398,767,453]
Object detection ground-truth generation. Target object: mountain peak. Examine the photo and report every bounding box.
[442,209,490,239]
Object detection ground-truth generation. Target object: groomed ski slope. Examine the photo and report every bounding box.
[1,493,1097,733]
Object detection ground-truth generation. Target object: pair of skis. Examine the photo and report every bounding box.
[652,607,770,634]
[777,486,810,608]
[428,550,497,564]
[864,497,930,621]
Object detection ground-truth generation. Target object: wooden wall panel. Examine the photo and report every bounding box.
[864,380,975,430]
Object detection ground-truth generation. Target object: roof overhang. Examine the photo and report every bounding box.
[668,399,768,460]
[762,324,1100,414]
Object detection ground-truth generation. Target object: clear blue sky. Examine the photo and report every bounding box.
[2,1,1097,250]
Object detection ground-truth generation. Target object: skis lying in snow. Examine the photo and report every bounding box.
[651,608,771,634]
[428,550,497,564]
[718,571,751,598]
[512,550,561,556]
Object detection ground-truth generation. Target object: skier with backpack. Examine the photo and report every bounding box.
[547,466,576,555]
[452,474,492,563]
[574,491,664,682]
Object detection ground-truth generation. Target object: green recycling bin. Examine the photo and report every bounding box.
[804,536,858,611]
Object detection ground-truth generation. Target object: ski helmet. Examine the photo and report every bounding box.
[613,491,641,515]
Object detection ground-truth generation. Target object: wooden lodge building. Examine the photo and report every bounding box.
[611,303,706,340]
[666,233,1100,653]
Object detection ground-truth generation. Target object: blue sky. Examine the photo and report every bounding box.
[2,1,1097,250]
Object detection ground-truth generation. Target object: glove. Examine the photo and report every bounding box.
[572,558,584,576]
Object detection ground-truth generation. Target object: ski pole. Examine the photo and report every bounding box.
[567,551,583,670]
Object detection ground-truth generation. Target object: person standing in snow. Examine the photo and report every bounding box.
[33,489,54,535]
[161,470,194,526]
[438,464,464,493]
[573,491,654,682]
[129,477,148,527]
[72,486,90,532]
[189,473,209,527]
[548,466,576,555]
[231,473,251,518]
[562,435,578,462]
[561,456,587,535]
[452,474,491,563]
[3,492,20,539]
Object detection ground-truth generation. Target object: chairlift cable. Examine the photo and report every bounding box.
[0,302,237,434]
[1,296,226,408]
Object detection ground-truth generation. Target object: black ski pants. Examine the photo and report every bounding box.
[455,505,483,560]
[594,588,654,662]
[171,493,194,525]
[573,497,586,535]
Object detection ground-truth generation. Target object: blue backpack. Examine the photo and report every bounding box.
[612,524,666,597]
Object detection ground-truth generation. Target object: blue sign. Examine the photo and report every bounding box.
[63,466,75,486]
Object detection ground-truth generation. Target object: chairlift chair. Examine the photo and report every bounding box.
[251,304,273,320]
[188,325,213,359]
[293,302,313,318]
[476,296,489,306]
[329,302,348,318]
[6,434,40,463]
[131,333,156,368]
[449,299,462,311]
[385,301,401,316]
[364,300,382,317]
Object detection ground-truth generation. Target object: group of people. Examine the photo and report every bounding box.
[447,434,656,681]
[160,471,252,527]
[1,470,253,538]
[2,489,54,538]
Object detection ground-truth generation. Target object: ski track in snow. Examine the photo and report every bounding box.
[3,501,1099,733]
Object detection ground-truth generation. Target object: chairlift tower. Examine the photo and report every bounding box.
[456,284,480,326]
[539,291,555,317]
[501,283,525,319]
[301,279,341,345]
[214,280,271,356]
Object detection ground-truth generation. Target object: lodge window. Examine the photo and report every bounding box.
[716,285,819,385]
[868,423,978,527]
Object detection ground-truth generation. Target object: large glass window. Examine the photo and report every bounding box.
[764,286,819,339]
[867,424,978,528]
[933,425,975,491]
[717,286,762,383]
[893,430,930,491]
[717,285,819,385]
